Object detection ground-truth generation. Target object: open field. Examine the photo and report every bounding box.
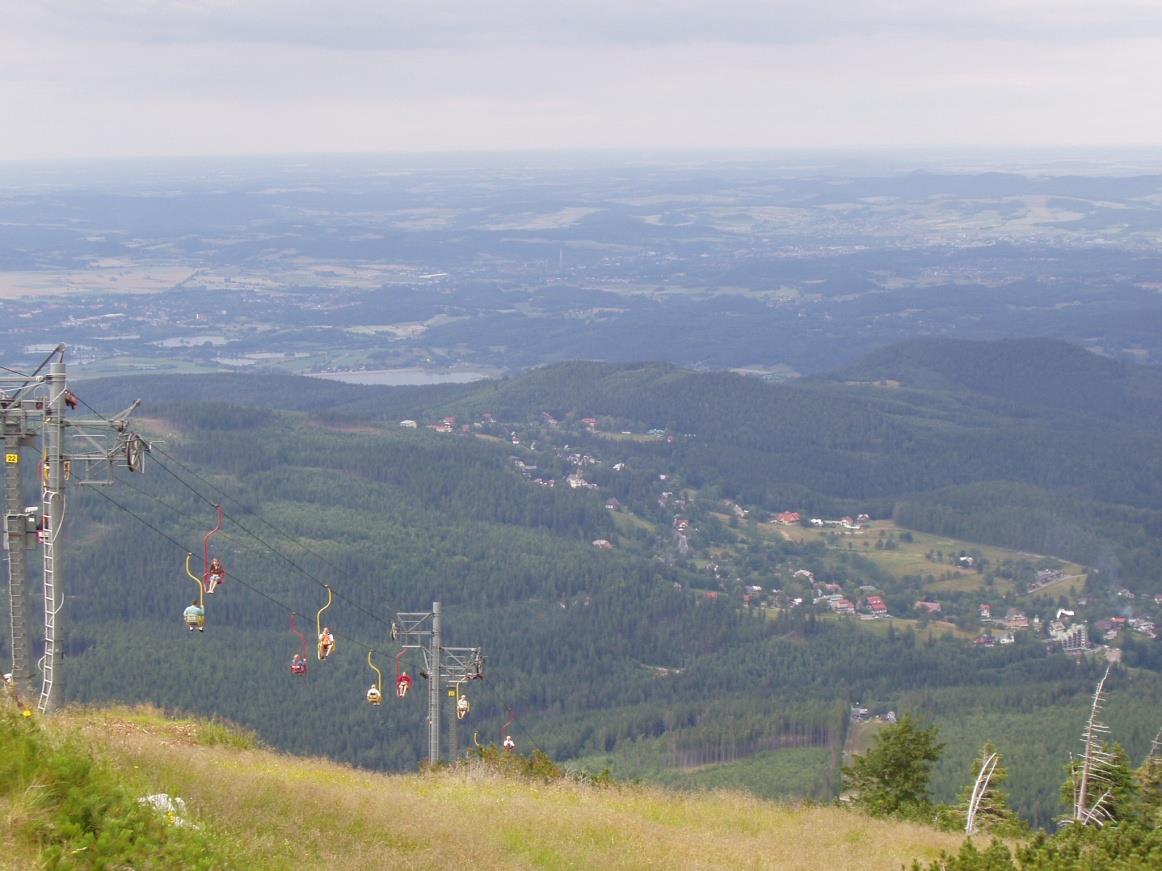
[611,510,658,536]
[788,611,979,642]
[768,520,1086,596]
[572,746,833,801]
[71,356,230,379]
[0,265,197,298]
[844,720,889,758]
[593,430,665,443]
[31,706,971,871]
[842,615,979,642]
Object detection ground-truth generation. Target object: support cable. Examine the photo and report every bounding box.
[115,474,192,519]
[86,486,387,658]
[70,390,399,633]
[150,440,358,580]
[137,445,398,635]
[149,452,398,633]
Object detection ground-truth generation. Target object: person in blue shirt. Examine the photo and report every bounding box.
[183,600,204,632]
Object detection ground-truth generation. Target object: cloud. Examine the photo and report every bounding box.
[17,1,1162,50]
[3,1,1161,158]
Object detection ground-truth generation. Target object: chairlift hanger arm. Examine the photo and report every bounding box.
[184,553,204,612]
[368,650,382,694]
[202,504,222,564]
[290,612,308,663]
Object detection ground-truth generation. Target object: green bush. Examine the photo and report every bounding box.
[197,716,259,750]
[0,708,234,869]
[465,742,617,786]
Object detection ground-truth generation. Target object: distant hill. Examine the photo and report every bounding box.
[76,339,1162,571]
[825,337,1162,424]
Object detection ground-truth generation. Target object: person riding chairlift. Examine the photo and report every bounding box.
[396,671,413,699]
[456,695,470,720]
[367,685,382,706]
[290,653,308,675]
[317,627,335,660]
[204,557,226,594]
[183,599,204,632]
[503,735,516,752]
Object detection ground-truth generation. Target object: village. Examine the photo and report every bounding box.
[404,407,1161,661]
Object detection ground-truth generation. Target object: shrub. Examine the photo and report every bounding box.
[0,708,233,869]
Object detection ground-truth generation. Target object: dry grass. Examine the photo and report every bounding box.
[53,707,970,871]
[0,796,40,871]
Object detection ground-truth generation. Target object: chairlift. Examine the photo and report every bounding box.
[367,650,383,706]
[316,585,335,660]
[181,553,205,632]
[202,504,226,593]
[395,649,413,699]
[289,613,308,675]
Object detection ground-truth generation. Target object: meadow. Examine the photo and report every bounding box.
[5,705,974,871]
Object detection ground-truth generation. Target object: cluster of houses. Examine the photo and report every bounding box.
[978,603,1032,630]
[773,510,873,530]
[1094,615,1158,641]
[808,515,869,530]
[401,414,474,434]
[406,414,471,435]
[850,706,897,725]
[799,575,890,618]
[510,457,556,488]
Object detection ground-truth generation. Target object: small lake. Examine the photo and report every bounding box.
[307,368,494,386]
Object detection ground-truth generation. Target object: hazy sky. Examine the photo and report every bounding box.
[3,1,1161,160]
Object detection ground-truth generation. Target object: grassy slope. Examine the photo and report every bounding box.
[773,520,1085,591]
[570,746,834,801]
[39,706,971,871]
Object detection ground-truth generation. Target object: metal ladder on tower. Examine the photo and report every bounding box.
[37,485,61,715]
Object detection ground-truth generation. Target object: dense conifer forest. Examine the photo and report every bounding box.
[7,338,1162,829]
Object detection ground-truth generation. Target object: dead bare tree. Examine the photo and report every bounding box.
[1067,665,1116,826]
[965,749,1000,834]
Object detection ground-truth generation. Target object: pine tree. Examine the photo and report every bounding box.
[1136,728,1162,827]
[842,714,943,819]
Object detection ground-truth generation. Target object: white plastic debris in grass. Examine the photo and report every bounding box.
[138,793,194,827]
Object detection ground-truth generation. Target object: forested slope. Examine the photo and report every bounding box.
[9,338,1159,829]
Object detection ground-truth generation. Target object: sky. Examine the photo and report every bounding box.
[2,1,1161,160]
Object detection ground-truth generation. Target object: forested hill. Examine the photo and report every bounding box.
[76,338,1162,583]
[823,337,1162,424]
[34,337,1162,829]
